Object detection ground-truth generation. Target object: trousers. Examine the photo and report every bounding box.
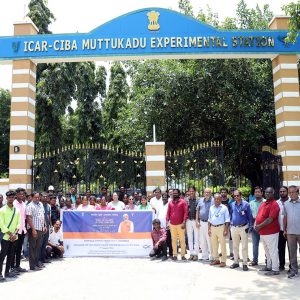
[186,219,199,255]
[0,239,17,276]
[170,224,186,257]
[231,225,248,264]
[211,224,227,263]
[287,234,300,275]
[11,232,25,268]
[251,228,260,263]
[261,233,279,272]
[28,229,43,269]
[199,220,212,259]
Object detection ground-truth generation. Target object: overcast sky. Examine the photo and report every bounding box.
[0,0,291,90]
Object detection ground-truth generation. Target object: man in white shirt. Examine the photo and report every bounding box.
[46,220,64,258]
[150,188,162,217]
[156,193,172,257]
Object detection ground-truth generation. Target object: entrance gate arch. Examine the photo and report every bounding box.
[1,8,300,192]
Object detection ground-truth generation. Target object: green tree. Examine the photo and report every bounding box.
[283,1,300,43]
[121,1,276,186]
[28,0,106,152]
[0,89,11,176]
[28,0,55,34]
[178,0,194,17]
[74,63,106,144]
[102,62,129,145]
[35,63,77,152]
[236,0,273,29]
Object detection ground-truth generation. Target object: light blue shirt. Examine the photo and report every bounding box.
[197,197,214,221]
[208,203,230,226]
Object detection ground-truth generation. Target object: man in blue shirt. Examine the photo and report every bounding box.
[230,190,253,271]
[208,193,230,267]
[196,188,214,261]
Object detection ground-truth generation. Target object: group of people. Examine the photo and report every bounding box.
[0,188,64,282]
[0,184,299,281]
[149,186,300,279]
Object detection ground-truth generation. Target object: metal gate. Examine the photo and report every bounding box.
[261,146,282,196]
[32,144,146,194]
[166,141,224,193]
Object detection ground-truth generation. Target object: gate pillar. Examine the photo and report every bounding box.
[145,142,166,196]
[9,19,38,191]
[269,17,300,186]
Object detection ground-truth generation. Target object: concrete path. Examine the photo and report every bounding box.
[1,237,299,300]
[1,253,299,300]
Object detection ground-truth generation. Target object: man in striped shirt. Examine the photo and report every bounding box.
[26,192,47,271]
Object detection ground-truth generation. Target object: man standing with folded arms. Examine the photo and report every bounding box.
[208,193,230,267]
[0,190,20,281]
[283,185,300,279]
[230,190,253,271]
[255,187,280,276]
[166,188,188,261]
[26,192,46,271]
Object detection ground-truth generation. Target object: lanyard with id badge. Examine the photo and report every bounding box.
[214,207,222,218]
[236,202,245,216]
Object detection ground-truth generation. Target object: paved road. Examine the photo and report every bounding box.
[1,251,299,300]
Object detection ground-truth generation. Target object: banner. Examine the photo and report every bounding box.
[1,8,299,63]
[62,210,153,257]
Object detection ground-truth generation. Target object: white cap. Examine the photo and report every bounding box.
[48,185,55,191]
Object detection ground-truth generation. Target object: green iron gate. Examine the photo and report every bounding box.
[165,141,225,193]
[32,144,146,194]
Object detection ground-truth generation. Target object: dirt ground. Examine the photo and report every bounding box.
[1,241,299,300]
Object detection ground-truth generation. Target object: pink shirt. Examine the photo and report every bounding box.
[13,199,27,234]
[96,205,111,210]
[125,204,137,210]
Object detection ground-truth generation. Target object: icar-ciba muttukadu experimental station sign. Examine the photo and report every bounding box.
[0,7,299,62]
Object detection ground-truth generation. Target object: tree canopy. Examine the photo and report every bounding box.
[0,0,283,186]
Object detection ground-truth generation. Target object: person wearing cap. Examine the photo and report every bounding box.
[149,219,168,261]
[48,185,55,195]
[0,190,21,281]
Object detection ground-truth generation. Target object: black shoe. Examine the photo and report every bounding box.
[172,256,177,261]
[243,265,249,271]
[5,272,17,278]
[279,266,285,271]
[230,263,239,269]
[37,263,45,268]
[30,267,42,271]
[161,256,168,261]
[0,275,6,282]
[259,267,271,272]
[15,267,28,273]
[288,273,298,279]
[265,270,280,276]
[181,256,187,261]
[42,259,51,264]
[11,268,20,275]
